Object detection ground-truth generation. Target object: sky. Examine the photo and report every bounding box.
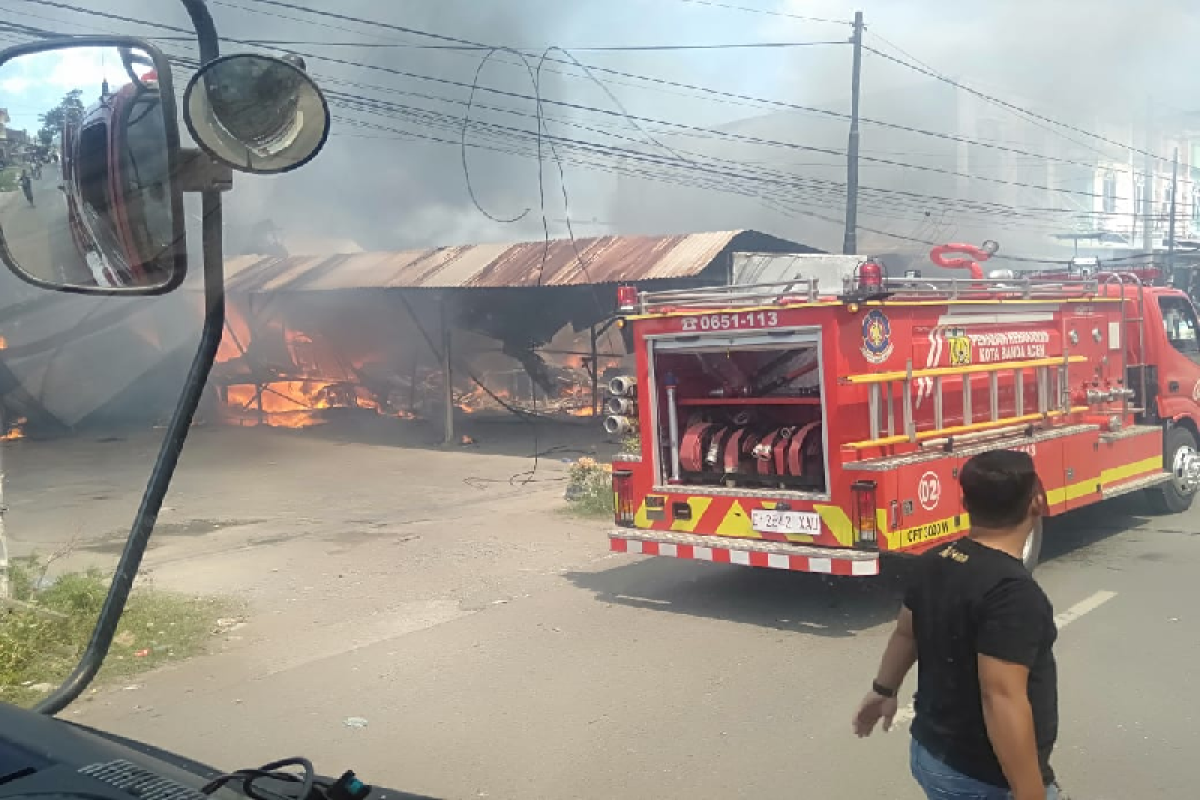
[0,47,143,133]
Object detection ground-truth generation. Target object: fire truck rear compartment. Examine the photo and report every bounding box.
[651,337,826,492]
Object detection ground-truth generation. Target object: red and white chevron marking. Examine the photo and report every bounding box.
[610,537,880,577]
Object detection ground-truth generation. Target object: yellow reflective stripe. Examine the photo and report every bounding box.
[669,496,712,532]
[815,504,854,547]
[1102,456,1162,486]
[885,514,970,551]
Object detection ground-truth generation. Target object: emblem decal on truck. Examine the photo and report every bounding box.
[918,471,942,511]
[860,310,894,364]
[948,330,972,366]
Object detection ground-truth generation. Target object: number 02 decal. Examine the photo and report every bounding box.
[680,311,779,332]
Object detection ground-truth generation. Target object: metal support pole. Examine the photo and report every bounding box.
[933,376,944,430]
[989,371,1000,421]
[1168,147,1180,285]
[590,324,599,416]
[903,360,915,442]
[884,381,895,437]
[441,297,454,445]
[842,10,864,256]
[868,383,881,441]
[1142,96,1155,255]
[666,384,682,483]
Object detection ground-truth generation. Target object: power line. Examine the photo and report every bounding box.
[109,35,851,52]
[5,12,1157,230]
[221,0,1128,172]
[675,0,850,26]
[861,42,1168,164]
[0,21,1084,260]
[17,0,1127,174]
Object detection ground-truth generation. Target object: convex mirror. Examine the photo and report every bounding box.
[184,53,330,174]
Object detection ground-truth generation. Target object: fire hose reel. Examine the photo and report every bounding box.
[929,241,1000,280]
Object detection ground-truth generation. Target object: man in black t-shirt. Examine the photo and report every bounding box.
[852,449,1062,800]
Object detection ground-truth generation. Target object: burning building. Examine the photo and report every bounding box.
[215,229,819,439]
[0,229,819,442]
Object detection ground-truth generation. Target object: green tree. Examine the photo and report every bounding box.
[37,89,84,148]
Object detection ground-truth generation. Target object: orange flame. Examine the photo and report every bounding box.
[2,415,26,441]
[212,312,624,427]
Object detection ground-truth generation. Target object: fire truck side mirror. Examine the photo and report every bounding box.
[183,54,331,175]
[0,38,188,295]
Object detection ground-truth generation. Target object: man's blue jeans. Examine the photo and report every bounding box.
[910,739,1060,799]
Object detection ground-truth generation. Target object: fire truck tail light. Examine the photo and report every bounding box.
[613,469,636,528]
[616,285,638,311]
[851,480,879,550]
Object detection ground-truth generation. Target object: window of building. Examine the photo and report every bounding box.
[1103,171,1117,214]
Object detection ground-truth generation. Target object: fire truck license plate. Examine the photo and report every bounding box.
[751,509,821,535]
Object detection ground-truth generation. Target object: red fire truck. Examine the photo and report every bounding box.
[61,69,173,288]
[605,246,1200,576]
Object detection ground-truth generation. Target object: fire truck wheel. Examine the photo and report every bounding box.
[1021,517,1043,572]
[1146,426,1200,515]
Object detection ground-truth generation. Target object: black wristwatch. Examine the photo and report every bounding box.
[872,680,897,698]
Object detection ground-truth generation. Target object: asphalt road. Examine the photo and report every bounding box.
[0,166,93,286]
[6,423,1195,799]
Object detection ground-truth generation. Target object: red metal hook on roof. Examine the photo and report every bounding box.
[928,242,998,280]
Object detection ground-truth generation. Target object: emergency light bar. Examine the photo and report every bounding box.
[616,285,638,312]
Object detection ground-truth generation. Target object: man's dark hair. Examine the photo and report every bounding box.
[960,449,1039,528]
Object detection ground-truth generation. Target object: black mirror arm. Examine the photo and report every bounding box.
[179,0,220,64]
[34,2,226,715]
[35,181,229,715]
[34,184,229,716]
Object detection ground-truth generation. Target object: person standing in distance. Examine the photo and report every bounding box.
[852,449,1063,799]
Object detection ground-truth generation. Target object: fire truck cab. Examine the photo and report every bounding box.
[606,251,1200,577]
[61,71,173,288]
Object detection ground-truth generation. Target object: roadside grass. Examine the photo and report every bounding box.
[0,557,240,708]
[0,167,19,193]
[563,457,615,517]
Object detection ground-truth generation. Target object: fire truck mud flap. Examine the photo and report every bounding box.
[609,530,879,577]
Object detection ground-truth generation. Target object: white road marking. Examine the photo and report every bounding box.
[1053,590,1117,628]
[888,590,1117,731]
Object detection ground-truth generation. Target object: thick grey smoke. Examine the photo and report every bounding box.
[614,0,1200,260]
[213,0,617,253]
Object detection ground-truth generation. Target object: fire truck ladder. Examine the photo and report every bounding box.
[636,279,823,313]
[1101,272,1148,417]
[846,355,1090,451]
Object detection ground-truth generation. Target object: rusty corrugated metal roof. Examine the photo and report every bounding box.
[224,230,817,292]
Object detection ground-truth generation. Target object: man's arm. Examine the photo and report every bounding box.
[874,605,917,693]
[852,606,916,737]
[978,655,1044,800]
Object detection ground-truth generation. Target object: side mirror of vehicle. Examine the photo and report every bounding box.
[183,53,330,175]
[0,38,187,295]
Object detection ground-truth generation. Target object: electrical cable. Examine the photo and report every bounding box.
[4,17,1089,257]
[199,756,316,800]
[675,0,851,26]
[861,42,1168,166]
[11,26,1111,253]
[16,0,1170,200]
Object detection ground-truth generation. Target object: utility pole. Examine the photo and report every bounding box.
[842,10,864,255]
[1168,146,1179,284]
[1142,96,1155,255]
